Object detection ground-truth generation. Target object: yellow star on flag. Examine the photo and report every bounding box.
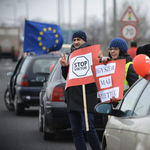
[56,39,59,43]
[48,27,52,31]
[55,34,58,38]
[53,29,56,33]
[42,46,46,50]
[39,42,42,46]
[54,45,56,48]
[39,31,43,35]
[43,28,47,32]
[38,36,41,41]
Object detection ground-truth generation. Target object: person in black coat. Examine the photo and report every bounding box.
[59,30,102,150]
[136,44,150,57]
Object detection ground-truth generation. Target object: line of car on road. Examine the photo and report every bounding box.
[4,47,150,149]
[4,45,106,141]
[4,51,106,140]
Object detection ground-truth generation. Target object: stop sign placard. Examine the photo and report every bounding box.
[72,56,90,77]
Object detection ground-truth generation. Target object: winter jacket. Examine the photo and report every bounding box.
[119,53,139,88]
[61,42,98,113]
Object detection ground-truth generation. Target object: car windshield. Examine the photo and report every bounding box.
[119,77,149,117]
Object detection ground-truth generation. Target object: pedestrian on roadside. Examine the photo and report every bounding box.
[136,44,150,57]
[127,41,137,59]
[59,30,102,150]
[99,37,139,105]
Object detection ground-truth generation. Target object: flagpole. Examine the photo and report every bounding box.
[82,84,89,131]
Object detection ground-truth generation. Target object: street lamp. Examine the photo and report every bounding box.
[17,0,29,19]
[6,3,16,26]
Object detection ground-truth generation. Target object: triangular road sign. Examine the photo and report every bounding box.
[120,6,139,23]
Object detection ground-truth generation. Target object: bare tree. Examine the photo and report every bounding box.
[107,1,150,45]
[86,16,103,45]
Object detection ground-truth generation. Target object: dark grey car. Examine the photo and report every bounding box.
[5,53,60,116]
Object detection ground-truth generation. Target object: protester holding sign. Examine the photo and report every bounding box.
[59,30,102,150]
[99,37,139,104]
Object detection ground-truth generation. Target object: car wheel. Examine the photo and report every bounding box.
[14,94,24,116]
[102,140,107,150]
[104,146,107,150]
[38,107,43,132]
[43,115,55,140]
[4,88,14,111]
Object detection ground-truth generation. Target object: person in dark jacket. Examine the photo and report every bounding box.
[136,44,150,57]
[100,37,139,104]
[59,30,101,150]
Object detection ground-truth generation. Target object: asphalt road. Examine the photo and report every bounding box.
[0,58,103,150]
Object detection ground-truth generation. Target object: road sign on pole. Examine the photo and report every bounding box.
[120,6,139,23]
[121,24,138,41]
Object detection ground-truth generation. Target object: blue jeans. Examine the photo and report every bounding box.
[68,111,101,150]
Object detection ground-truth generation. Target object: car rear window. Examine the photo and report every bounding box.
[20,57,30,73]
[30,58,58,75]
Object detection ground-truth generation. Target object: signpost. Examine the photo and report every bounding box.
[120,6,138,41]
[121,24,138,41]
[120,6,138,23]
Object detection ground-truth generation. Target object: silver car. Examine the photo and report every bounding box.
[95,75,150,150]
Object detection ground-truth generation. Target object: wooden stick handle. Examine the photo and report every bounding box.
[82,84,89,131]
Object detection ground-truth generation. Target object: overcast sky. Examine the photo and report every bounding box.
[0,0,149,26]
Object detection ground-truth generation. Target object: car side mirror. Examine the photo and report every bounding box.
[7,71,14,76]
[95,103,126,117]
[36,76,46,82]
[94,103,112,115]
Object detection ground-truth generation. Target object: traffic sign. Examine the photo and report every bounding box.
[121,24,138,41]
[120,6,139,23]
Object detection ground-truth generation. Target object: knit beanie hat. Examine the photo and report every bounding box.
[109,37,128,52]
[136,46,143,55]
[72,30,87,42]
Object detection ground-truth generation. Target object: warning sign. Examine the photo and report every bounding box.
[120,6,138,23]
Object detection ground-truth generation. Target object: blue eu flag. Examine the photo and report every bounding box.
[24,20,64,54]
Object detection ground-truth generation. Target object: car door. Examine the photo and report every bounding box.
[119,78,149,150]
[9,57,25,100]
[127,80,150,150]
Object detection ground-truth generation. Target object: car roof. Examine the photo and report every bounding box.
[25,53,60,59]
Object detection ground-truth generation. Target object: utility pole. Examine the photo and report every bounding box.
[103,0,106,51]
[84,0,87,33]
[113,0,117,37]
[58,0,60,26]
[68,0,72,43]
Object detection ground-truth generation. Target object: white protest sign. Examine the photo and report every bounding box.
[69,53,93,80]
[99,75,112,89]
[95,63,116,77]
[98,87,119,103]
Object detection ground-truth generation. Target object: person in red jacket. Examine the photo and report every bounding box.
[127,41,137,59]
